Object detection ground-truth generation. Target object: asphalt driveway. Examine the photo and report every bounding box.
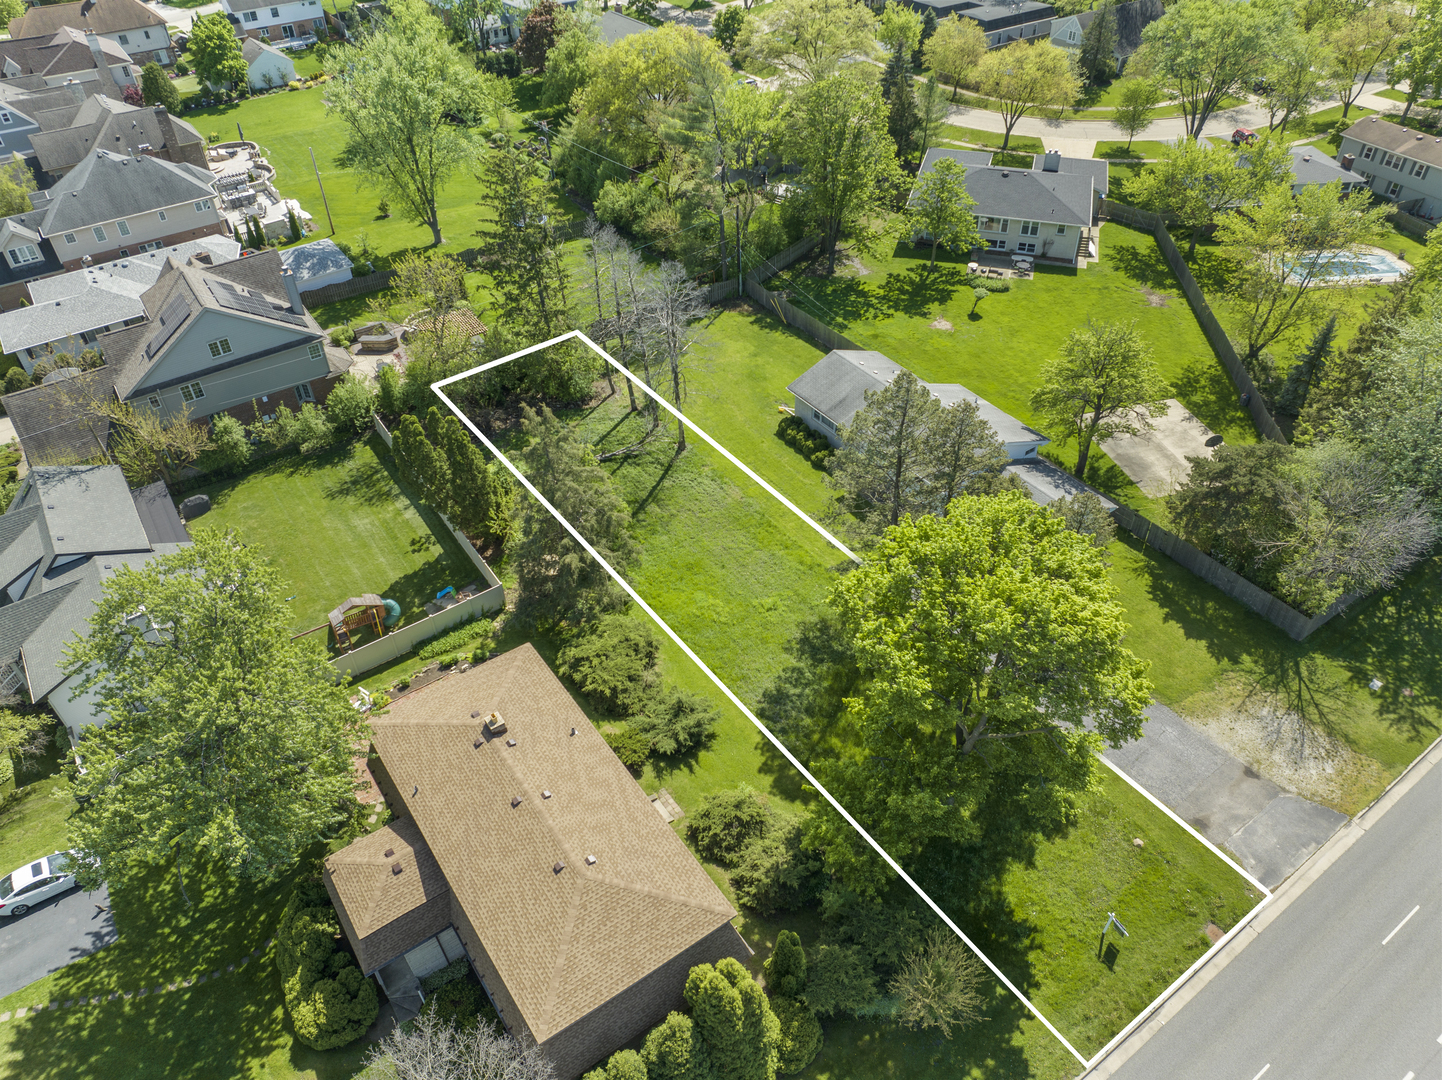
[0,884,116,999]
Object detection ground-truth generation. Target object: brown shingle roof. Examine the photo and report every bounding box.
[360,644,737,1043]
[1343,116,1442,169]
[9,0,165,39]
[325,816,450,941]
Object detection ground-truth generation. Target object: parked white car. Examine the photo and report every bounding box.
[0,851,77,917]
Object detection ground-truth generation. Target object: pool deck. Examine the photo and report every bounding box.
[1301,244,1413,287]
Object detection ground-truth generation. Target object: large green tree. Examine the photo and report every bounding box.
[511,405,637,628]
[1077,1,1117,86]
[1110,76,1162,150]
[190,12,248,90]
[685,957,782,1080]
[1390,0,1442,119]
[326,0,512,246]
[1323,0,1412,118]
[907,156,979,268]
[790,74,906,274]
[923,14,986,101]
[1133,0,1284,138]
[60,532,365,900]
[975,40,1079,151]
[735,0,879,83]
[804,493,1151,895]
[1030,320,1171,480]
[1260,26,1331,134]
[140,62,182,112]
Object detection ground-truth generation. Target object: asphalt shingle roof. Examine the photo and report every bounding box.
[28,464,151,556]
[331,644,738,1043]
[278,239,352,287]
[9,0,165,39]
[28,149,215,236]
[1288,146,1363,186]
[915,147,1096,226]
[1,367,114,466]
[29,96,205,176]
[1343,116,1442,168]
[1030,153,1110,196]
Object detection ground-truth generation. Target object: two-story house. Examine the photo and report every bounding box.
[0,464,190,742]
[220,0,329,45]
[905,0,1055,47]
[15,148,225,276]
[1336,116,1441,222]
[0,27,137,90]
[2,248,353,466]
[1049,0,1162,74]
[27,96,207,182]
[8,0,173,69]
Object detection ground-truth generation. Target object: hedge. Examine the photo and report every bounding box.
[276,879,379,1050]
[776,415,833,469]
[416,616,496,661]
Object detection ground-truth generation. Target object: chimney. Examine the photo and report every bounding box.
[281,268,303,313]
[1340,154,1355,172]
[64,77,85,106]
[1042,149,1061,173]
[84,28,106,70]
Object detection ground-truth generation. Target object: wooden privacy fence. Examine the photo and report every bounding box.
[1111,505,1354,640]
[300,270,397,308]
[1098,198,1287,445]
[706,235,826,304]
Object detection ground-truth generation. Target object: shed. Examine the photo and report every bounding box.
[242,37,297,91]
[280,238,354,292]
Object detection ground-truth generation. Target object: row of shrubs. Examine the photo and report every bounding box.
[554,615,721,770]
[776,414,833,469]
[276,879,379,1049]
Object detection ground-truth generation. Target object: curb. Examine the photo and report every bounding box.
[1077,734,1442,1079]
[0,937,275,1024]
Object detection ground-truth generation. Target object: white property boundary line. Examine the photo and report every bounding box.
[432,329,1267,1069]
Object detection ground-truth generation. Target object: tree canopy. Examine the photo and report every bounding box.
[60,532,365,898]
[975,41,1079,151]
[907,157,980,268]
[805,493,1151,894]
[923,15,986,101]
[189,12,249,90]
[325,0,513,246]
[736,0,880,83]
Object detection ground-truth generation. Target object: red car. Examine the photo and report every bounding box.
[1231,128,1258,146]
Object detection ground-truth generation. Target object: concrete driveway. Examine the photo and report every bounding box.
[0,884,117,999]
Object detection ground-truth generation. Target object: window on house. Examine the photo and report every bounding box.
[158,209,167,222]
[207,338,232,358]
[1380,151,1400,170]
[118,249,129,257]
[270,6,279,15]
[1016,241,1037,254]
[180,381,204,402]
[1068,30,1077,41]
[0,111,11,124]
[282,23,295,37]
[117,219,131,237]
[243,9,258,20]
[147,393,161,408]
[1411,162,1429,180]
[1019,220,1039,237]
[1385,180,1403,198]
[1056,224,1067,234]
[295,382,314,402]
[312,17,324,27]
[144,29,151,39]
[119,34,129,44]
[63,233,76,245]
[986,237,1007,251]
[121,66,131,78]
[1361,145,1375,161]
[260,25,270,36]
[307,342,323,362]
[93,226,107,243]
[137,241,163,252]
[6,245,40,267]
[194,200,212,212]
[979,216,1009,233]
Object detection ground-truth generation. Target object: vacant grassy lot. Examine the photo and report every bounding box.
[185,436,477,635]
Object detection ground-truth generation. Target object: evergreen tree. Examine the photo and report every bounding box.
[764,931,807,998]
[883,44,919,161]
[643,1012,716,1080]
[915,8,937,66]
[1077,2,1117,86]
[435,411,496,538]
[392,412,451,513]
[685,958,781,1080]
[1276,314,1337,417]
[880,41,909,102]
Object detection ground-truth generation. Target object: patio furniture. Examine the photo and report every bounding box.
[967,262,979,274]
[357,332,401,352]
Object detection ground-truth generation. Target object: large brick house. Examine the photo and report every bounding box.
[324,644,753,1079]
[1,248,352,465]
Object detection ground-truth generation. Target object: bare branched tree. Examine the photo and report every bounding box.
[890,928,989,1040]
[640,260,708,453]
[358,1008,555,1080]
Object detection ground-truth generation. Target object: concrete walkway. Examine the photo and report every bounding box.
[1105,704,1348,889]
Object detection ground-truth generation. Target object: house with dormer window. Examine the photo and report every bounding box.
[1,248,353,466]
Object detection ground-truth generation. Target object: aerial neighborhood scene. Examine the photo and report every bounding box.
[0,0,1436,1075]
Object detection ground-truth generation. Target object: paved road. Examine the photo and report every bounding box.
[0,885,116,999]
[1106,761,1442,1080]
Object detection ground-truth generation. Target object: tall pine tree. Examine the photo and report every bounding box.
[764,930,807,998]
[685,957,781,1080]
[1277,314,1337,417]
[435,411,496,539]
[883,44,919,163]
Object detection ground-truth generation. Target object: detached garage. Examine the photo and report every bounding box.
[280,238,353,292]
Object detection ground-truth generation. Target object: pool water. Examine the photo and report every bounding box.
[1290,250,1409,281]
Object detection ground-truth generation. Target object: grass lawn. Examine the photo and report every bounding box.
[184,436,478,636]
[775,223,1258,515]
[1284,103,1375,140]
[1375,88,1442,109]
[0,854,367,1080]
[0,736,73,876]
[1094,139,1184,161]
[940,124,1047,155]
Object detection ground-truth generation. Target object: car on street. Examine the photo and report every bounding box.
[0,852,77,917]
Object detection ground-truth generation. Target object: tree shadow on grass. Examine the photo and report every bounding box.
[1171,357,1247,438]
[871,263,972,322]
[1106,241,1179,293]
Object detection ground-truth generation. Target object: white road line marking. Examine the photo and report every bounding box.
[1401,1072,1414,1080]
[1382,905,1421,945]
[1251,1066,1271,1080]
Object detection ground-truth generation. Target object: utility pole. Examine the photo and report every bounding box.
[309,146,335,236]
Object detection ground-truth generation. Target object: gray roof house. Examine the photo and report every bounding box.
[0,236,241,368]
[9,0,173,68]
[27,95,206,181]
[904,0,1055,47]
[0,463,189,741]
[0,27,137,90]
[1335,116,1442,222]
[1050,0,1163,73]
[2,248,353,464]
[914,147,1107,264]
[786,350,1049,460]
[598,10,655,44]
[240,36,296,91]
[1282,146,1368,196]
[279,237,352,291]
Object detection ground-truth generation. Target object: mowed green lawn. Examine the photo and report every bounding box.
[184,436,477,635]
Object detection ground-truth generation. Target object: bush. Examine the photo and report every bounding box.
[584,1048,648,1080]
[375,364,403,417]
[776,415,832,468]
[254,402,333,454]
[603,726,650,772]
[470,645,490,664]
[482,49,523,77]
[208,413,252,473]
[425,974,501,1032]
[4,366,32,394]
[416,617,495,661]
[772,996,823,1074]
[325,373,378,435]
[730,817,826,915]
[175,61,191,76]
[276,879,379,1050]
[595,178,664,236]
[630,686,719,756]
[802,944,878,1017]
[420,958,470,994]
[329,325,355,348]
[764,929,807,997]
[556,614,660,717]
[687,785,769,864]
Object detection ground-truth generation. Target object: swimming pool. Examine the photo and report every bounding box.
[1287,250,1410,284]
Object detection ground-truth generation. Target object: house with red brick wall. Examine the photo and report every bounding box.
[324,644,753,1080]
